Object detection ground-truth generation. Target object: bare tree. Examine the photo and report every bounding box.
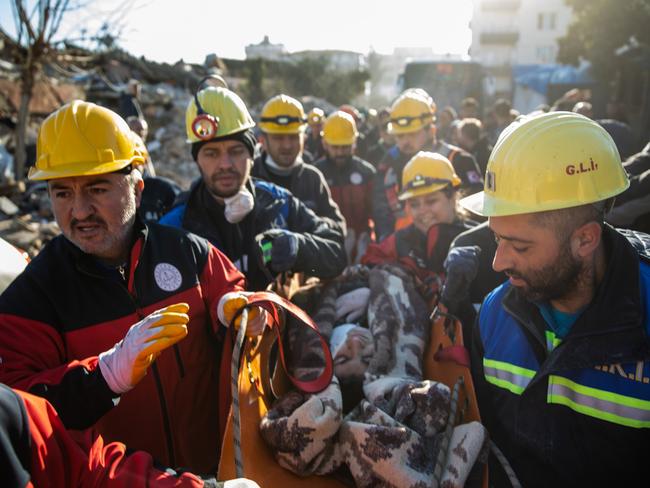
[1,1,81,182]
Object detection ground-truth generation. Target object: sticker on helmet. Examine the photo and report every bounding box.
[154,263,182,292]
[467,170,482,184]
[486,171,496,192]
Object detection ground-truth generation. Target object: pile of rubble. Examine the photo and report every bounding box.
[0,82,203,257]
[0,189,59,258]
[140,83,200,189]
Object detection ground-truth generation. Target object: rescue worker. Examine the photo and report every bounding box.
[460,111,650,487]
[373,89,482,241]
[488,98,513,145]
[365,108,394,168]
[0,383,258,487]
[459,97,480,119]
[315,111,376,264]
[0,101,269,474]
[251,94,346,230]
[160,87,346,290]
[436,105,458,144]
[363,151,471,297]
[118,79,143,121]
[305,107,325,161]
[338,104,368,158]
[456,118,493,175]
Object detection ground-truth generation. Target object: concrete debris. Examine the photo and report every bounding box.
[0,196,19,216]
[0,214,59,258]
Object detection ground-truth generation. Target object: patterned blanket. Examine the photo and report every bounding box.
[260,264,488,487]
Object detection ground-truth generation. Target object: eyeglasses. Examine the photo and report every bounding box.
[260,115,307,126]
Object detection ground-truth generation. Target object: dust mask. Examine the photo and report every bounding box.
[224,187,254,223]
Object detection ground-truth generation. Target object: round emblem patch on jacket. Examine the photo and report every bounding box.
[350,172,363,185]
[154,263,182,292]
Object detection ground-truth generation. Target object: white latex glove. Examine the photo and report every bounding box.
[335,287,371,322]
[217,291,268,336]
[99,303,189,394]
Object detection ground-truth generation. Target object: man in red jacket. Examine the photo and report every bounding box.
[316,111,376,263]
[0,101,266,474]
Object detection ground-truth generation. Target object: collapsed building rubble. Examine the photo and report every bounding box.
[0,45,235,255]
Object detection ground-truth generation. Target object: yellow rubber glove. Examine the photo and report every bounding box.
[98,303,189,394]
[217,292,267,336]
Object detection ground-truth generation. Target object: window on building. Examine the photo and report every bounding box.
[536,46,555,63]
[538,12,558,30]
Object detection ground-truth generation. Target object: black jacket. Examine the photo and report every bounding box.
[451,220,506,304]
[252,152,346,231]
[160,178,346,290]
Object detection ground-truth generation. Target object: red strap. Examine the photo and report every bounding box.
[434,345,470,369]
[246,291,333,394]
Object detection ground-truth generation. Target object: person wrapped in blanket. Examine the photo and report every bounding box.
[257,153,487,488]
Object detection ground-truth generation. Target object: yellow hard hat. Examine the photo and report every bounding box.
[388,90,436,135]
[403,88,437,112]
[130,131,149,162]
[399,151,461,201]
[308,107,325,126]
[322,111,358,146]
[259,94,306,134]
[460,111,630,217]
[185,87,255,143]
[30,100,145,181]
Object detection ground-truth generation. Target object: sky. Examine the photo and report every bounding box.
[1,0,474,63]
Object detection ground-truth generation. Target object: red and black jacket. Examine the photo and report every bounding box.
[0,384,204,487]
[315,155,376,235]
[361,221,469,294]
[0,220,245,474]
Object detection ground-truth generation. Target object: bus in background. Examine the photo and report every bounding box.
[398,60,485,114]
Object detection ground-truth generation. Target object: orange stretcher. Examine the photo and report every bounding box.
[218,287,485,487]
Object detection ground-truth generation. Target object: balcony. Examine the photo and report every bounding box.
[481,0,521,11]
[480,31,520,45]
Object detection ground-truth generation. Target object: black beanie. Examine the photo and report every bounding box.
[191,129,257,161]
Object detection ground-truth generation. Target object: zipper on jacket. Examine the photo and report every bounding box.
[115,255,177,465]
[152,362,176,466]
[173,345,185,378]
[77,236,179,466]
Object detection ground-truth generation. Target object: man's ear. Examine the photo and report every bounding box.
[572,221,602,258]
[134,176,145,208]
[260,134,268,152]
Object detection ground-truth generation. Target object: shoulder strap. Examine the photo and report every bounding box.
[245,291,334,394]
